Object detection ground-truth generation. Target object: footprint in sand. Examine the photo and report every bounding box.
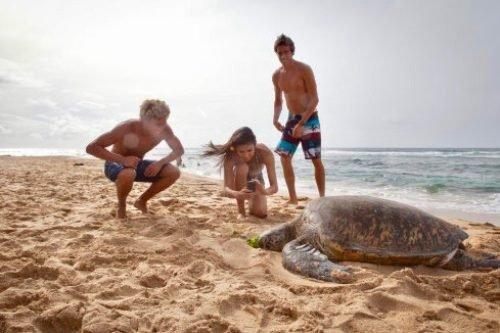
[34,302,85,333]
[185,315,239,332]
[365,291,418,314]
[453,299,483,314]
[160,198,179,206]
[139,273,166,288]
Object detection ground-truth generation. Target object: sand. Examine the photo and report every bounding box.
[0,156,498,333]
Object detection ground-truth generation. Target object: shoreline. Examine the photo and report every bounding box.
[2,154,499,226]
[0,154,500,227]
[2,148,499,224]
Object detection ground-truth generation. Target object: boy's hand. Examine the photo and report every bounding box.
[121,156,140,168]
[273,120,285,132]
[144,161,163,177]
[292,124,303,138]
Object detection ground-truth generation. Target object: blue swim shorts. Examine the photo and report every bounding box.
[275,112,321,159]
[104,159,164,183]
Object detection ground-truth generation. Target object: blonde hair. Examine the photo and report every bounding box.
[140,99,170,119]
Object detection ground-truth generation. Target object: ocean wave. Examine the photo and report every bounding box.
[321,149,500,158]
[469,185,500,193]
[304,184,500,215]
[4,146,499,217]
[425,183,447,194]
[0,148,89,157]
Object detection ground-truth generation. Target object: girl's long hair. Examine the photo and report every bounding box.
[203,127,257,167]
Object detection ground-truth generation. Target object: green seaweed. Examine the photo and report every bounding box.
[247,236,260,248]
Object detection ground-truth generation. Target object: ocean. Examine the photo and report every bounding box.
[2,147,499,224]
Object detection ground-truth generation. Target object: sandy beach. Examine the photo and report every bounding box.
[0,156,498,333]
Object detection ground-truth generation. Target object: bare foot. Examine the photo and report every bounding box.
[133,199,148,214]
[286,199,299,205]
[116,204,127,219]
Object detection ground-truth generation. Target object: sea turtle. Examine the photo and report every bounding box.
[252,196,500,283]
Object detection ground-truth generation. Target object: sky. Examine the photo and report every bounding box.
[0,0,499,149]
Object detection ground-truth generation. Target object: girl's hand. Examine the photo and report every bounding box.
[237,189,255,200]
[254,180,266,195]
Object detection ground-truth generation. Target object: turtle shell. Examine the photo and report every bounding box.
[302,196,468,265]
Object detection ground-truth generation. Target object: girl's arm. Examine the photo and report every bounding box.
[260,145,278,196]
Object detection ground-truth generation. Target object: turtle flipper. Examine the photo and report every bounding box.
[282,236,353,283]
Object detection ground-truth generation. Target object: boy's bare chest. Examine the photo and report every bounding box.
[121,132,162,152]
[278,71,306,93]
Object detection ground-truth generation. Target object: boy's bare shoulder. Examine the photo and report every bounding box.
[295,60,312,72]
[161,123,174,138]
[106,119,138,136]
[116,119,139,129]
[272,67,283,79]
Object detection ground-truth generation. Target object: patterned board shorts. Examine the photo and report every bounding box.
[104,159,165,183]
[275,112,321,159]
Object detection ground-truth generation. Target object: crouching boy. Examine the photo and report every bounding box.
[86,99,184,218]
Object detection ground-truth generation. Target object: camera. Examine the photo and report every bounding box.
[246,179,257,192]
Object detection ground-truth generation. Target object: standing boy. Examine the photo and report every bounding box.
[272,34,325,204]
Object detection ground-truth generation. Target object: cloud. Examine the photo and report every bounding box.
[29,133,43,140]
[46,113,90,137]
[0,2,499,148]
[197,107,208,119]
[0,58,47,88]
[29,97,58,109]
[0,123,12,135]
[76,100,106,110]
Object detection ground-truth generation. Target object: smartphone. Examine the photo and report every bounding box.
[246,179,257,192]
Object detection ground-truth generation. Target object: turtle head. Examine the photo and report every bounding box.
[251,220,298,252]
